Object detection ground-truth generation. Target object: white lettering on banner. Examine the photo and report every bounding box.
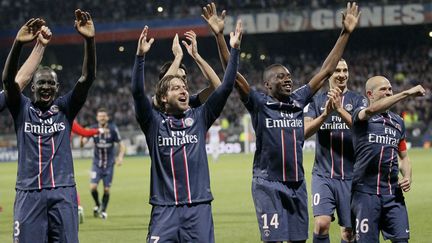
[238,14,257,33]
[280,12,304,32]
[224,16,235,34]
[360,7,382,26]
[226,13,279,34]
[206,142,242,154]
[402,4,424,24]
[311,9,334,30]
[257,13,279,33]
[225,4,425,34]
[334,8,344,28]
[384,5,402,25]
[0,150,18,162]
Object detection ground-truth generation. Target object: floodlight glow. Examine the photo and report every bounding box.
[157,6,163,13]
[119,46,125,52]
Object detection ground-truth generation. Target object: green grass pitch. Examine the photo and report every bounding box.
[0,149,431,242]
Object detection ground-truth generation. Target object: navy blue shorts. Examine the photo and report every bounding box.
[147,202,214,243]
[252,177,309,242]
[311,174,352,228]
[351,189,410,242]
[91,165,114,188]
[13,186,78,243]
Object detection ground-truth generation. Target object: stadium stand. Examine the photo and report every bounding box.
[0,0,431,147]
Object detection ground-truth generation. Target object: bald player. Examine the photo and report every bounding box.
[351,76,425,242]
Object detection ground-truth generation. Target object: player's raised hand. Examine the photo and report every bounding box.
[136,26,154,56]
[74,9,95,39]
[398,177,411,192]
[172,34,183,58]
[407,85,426,97]
[182,31,199,59]
[229,19,242,49]
[16,18,45,43]
[202,2,226,35]
[37,25,52,46]
[329,87,342,110]
[342,2,361,34]
[322,99,334,117]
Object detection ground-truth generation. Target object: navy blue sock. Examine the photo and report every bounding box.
[101,193,110,212]
[313,233,330,243]
[91,190,100,207]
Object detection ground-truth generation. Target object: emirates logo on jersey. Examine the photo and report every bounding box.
[158,130,198,147]
[24,118,66,134]
[320,116,349,130]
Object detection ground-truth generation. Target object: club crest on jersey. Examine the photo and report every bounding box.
[345,104,353,111]
[184,118,194,127]
[50,105,59,113]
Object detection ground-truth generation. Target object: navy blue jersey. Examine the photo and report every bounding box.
[305,90,367,179]
[91,123,121,169]
[245,85,313,182]
[9,92,84,190]
[132,48,239,206]
[0,90,5,112]
[189,94,200,108]
[352,108,406,195]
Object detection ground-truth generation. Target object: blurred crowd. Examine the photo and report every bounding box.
[0,43,430,137]
[0,0,430,142]
[0,0,426,30]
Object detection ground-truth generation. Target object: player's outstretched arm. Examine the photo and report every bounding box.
[202,2,250,100]
[204,19,242,120]
[72,9,96,100]
[162,34,183,79]
[358,85,426,121]
[132,26,154,124]
[398,149,412,192]
[2,18,44,105]
[308,2,360,94]
[72,120,99,137]
[182,30,221,103]
[15,26,51,91]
